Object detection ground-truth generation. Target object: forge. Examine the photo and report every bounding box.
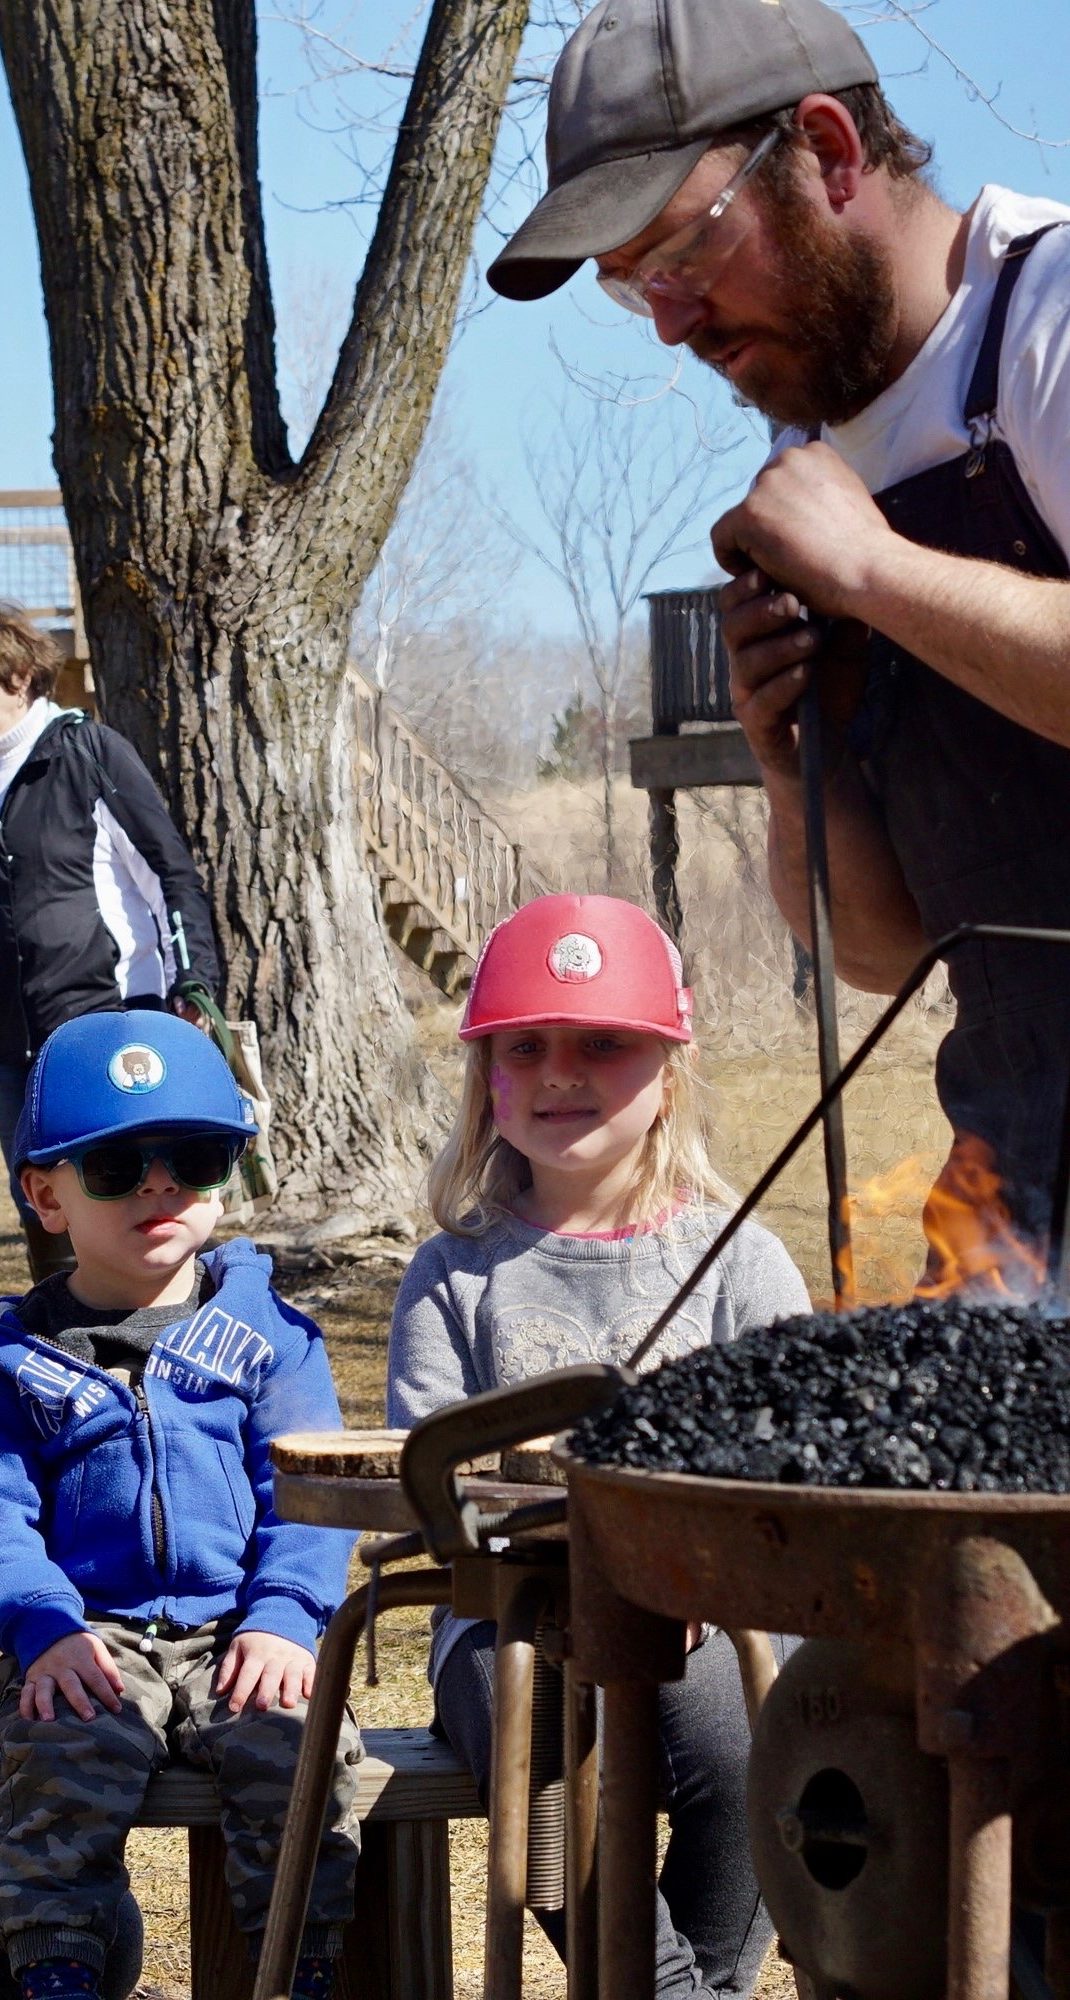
[553,922,1070,2000]
[557,1442,1070,2000]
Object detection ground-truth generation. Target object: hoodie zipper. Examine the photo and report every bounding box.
[131,1369,168,1573]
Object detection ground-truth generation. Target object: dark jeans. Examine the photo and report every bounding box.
[436,1620,793,1999]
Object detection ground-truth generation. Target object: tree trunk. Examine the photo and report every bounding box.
[0,0,529,1230]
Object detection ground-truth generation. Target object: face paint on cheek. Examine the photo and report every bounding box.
[489,1064,515,1126]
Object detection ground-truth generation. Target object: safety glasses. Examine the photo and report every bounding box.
[61,1134,244,1201]
[596,127,783,318]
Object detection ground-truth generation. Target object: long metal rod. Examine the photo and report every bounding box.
[798,681,853,1307]
[252,1568,451,2000]
[627,921,1070,1369]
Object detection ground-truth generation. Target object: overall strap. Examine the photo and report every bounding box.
[965,224,1065,423]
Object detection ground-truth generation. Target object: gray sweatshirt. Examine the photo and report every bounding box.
[387,1206,809,1679]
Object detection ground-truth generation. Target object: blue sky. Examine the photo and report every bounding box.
[2,1,1069,633]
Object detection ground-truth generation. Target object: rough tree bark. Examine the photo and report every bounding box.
[0,0,529,1234]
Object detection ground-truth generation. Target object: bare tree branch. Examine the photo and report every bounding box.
[269,0,528,592]
[843,0,1070,150]
[499,369,738,884]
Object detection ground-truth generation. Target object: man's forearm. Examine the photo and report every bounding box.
[854,541,1070,748]
[763,757,929,994]
[715,444,1070,750]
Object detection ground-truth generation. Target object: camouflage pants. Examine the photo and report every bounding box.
[0,1616,362,1973]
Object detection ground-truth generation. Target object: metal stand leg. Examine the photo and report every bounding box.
[252,1570,450,2000]
[565,1665,598,2000]
[484,1577,548,2000]
[599,1680,659,2000]
[947,1754,1013,2000]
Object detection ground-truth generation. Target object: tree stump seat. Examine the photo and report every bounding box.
[135,1724,484,2000]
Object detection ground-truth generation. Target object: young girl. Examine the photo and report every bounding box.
[387,893,808,2000]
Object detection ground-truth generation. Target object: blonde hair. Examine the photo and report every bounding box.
[429,1034,736,1238]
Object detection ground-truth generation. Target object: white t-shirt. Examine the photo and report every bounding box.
[776,185,1070,554]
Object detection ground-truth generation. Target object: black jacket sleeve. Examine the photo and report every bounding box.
[80,722,221,995]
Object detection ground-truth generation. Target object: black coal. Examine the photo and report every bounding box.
[572,1299,1070,1492]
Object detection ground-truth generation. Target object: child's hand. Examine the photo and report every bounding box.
[214,1630,316,1713]
[21,1633,125,1722]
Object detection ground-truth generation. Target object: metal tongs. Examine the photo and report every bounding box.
[797,665,854,1307]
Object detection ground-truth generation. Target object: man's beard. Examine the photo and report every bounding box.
[688,185,899,429]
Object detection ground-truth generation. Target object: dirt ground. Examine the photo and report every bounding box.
[0,1015,948,1999]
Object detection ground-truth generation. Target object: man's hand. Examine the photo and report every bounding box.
[712,442,897,617]
[721,569,817,778]
[21,1632,125,1722]
[721,568,869,780]
[214,1630,316,1713]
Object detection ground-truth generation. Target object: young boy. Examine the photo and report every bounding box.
[0,1011,361,2000]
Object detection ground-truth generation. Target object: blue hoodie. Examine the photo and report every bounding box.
[0,1238,354,1671]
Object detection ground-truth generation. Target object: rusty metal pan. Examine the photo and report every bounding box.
[555,1443,1070,1640]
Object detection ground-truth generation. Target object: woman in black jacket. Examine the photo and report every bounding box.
[0,607,219,1277]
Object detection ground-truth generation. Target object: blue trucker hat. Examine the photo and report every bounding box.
[14,1010,257,1170]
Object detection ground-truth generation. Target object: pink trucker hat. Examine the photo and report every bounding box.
[460,894,693,1042]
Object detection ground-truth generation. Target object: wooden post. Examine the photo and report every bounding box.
[649,788,682,942]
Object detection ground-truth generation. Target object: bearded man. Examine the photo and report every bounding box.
[488,0,1070,1249]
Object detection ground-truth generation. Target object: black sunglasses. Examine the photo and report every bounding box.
[61,1134,244,1201]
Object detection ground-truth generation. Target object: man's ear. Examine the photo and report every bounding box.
[20,1167,71,1234]
[793,94,865,213]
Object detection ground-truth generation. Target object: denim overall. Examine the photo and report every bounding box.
[849,227,1070,1238]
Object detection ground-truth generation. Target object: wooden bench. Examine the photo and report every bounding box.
[134,1725,484,2000]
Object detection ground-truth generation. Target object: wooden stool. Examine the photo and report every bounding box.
[134,1725,483,2000]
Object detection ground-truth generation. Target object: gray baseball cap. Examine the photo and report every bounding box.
[487,0,877,301]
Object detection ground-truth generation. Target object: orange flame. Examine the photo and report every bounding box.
[917,1134,1046,1302]
[831,1135,1046,1308]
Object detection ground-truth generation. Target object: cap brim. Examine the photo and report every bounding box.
[21,1113,254,1169]
[459,1010,691,1043]
[487,138,713,301]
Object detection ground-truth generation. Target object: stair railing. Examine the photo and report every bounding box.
[352,669,547,965]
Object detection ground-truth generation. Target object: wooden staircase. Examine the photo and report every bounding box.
[353,669,547,997]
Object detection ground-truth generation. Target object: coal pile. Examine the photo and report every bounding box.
[572,1299,1070,1492]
